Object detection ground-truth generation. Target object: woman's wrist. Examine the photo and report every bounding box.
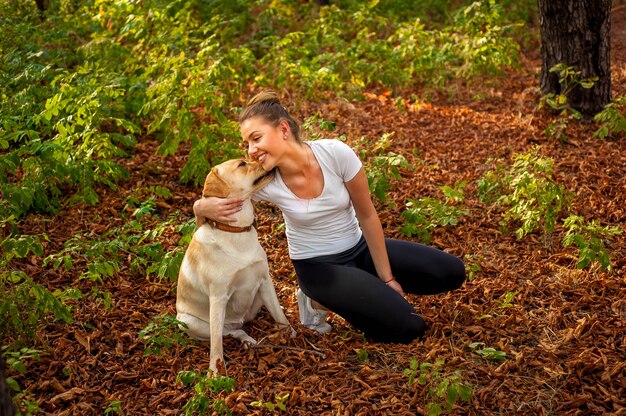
[193,199,202,216]
[383,276,395,284]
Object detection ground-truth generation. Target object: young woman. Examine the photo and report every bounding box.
[193,91,465,343]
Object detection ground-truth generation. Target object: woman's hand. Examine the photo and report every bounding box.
[386,279,405,297]
[193,197,243,227]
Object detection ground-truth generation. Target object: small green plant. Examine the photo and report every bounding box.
[403,358,472,416]
[139,314,190,356]
[562,215,622,271]
[538,63,597,141]
[469,342,506,362]
[354,132,412,204]
[104,400,123,415]
[251,393,290,413]
[355,348,369,362]
[496,290,518,309]
[400,182,468,243]
[593,96,626,139]
[477,147,569,243]
[177,371,236,416]
[464,253,483,281]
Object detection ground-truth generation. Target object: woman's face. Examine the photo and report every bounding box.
[240,116,286,171]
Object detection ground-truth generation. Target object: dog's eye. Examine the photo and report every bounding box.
[238,161,247,168]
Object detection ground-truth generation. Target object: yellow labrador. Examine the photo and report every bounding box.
[176,159,294,374]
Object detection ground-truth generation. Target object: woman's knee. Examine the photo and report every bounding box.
[368,314,427,344]
[396,315,427,343]
[447,255,466,290]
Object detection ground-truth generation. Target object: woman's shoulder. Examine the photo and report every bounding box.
[309,138,354,155]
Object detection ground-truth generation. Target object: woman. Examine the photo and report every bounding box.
[193,91,465,343]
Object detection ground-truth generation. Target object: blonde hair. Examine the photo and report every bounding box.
[239,91,301,143]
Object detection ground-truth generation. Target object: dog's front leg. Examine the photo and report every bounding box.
[208,297,228,374]
[258,276,296,338]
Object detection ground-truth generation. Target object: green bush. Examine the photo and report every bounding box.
[562,215,622,271]
[403,357,472,416]
[0,217,73,348]
[139,314,190,356]
[400,182,468,243]
[1,0,525,216]
[477,147,570,242]
[44,197,185,283]
[593,96,626,139]
[177,371,236,415]
[0,271,73,348]
[354,133,413,204]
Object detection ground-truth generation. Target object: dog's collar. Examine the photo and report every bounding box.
[205,218,253,233]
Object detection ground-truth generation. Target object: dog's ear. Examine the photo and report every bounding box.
[202,168,230,198]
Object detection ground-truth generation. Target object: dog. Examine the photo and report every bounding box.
[176,158,294,374]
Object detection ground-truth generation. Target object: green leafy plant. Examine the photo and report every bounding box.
[0,271,73,349]
[593,95,626,139]
[477,147,570,243]
[400,182,468,243]
[177,371,236,416]
[538,63,597,141]
[138,314,190,356]
[403,358,472,416]
[469,342,506,362]
[302,113,338,140]
[0,217,73,348]
[464,253,483,281]
[251,393,290,413]
[496,290,518,309]
[1,0,525,218]
[356,348,369,362]
[562,215,622,271]
[353,132,412,204]
[104,400,123,415]
[44,195,185,283]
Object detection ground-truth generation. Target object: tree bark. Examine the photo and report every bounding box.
[538,0,612,116]
[0,356,16,416]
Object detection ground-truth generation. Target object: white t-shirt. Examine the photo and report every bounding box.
[253,139,363,260]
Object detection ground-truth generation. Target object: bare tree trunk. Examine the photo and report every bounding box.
[538,0,612,116]
[0,356,16,416]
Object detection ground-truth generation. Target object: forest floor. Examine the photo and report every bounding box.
[8,4,626,416]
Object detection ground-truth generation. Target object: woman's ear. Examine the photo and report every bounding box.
[279,120,290,137]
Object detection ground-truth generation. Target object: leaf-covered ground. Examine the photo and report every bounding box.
[8,5,626,416]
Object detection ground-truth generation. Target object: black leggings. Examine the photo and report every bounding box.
[292,237,465,344]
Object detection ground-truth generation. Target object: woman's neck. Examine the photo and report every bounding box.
[277,142,311,179]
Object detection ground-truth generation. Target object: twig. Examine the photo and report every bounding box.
[250,343,326,358]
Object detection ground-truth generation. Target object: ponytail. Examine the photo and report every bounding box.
[239,91,301,142]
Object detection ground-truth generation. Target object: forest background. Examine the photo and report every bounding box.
[1,0,625,415]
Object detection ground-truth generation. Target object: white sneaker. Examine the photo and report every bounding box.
[297,288,332,334]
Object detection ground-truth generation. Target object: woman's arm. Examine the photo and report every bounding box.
[345,168,404,296]
[193,197,244,227]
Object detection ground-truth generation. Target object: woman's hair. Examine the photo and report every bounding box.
[239,91,301,143]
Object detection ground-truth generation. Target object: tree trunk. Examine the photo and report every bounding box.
[538,0,612,116]
[0,356,16,416]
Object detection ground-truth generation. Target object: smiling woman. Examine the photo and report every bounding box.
[193,90,466,343]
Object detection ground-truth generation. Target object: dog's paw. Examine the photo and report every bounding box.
[208,358,224,376]
[241,335,257,348]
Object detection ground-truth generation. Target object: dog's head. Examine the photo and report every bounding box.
[202,159,275,198]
